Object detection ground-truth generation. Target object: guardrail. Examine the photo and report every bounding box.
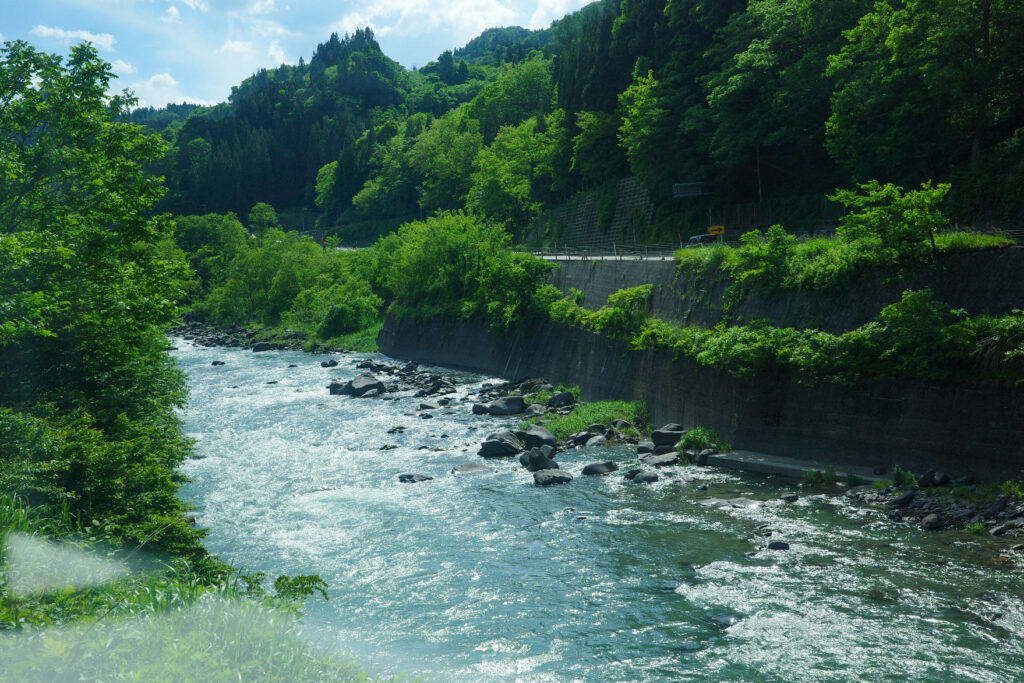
[528,243,682,261]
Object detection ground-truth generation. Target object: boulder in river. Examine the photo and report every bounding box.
[487,396,526,416]
[520,424,557,449]
[321,359,339,368]
[585,434,607,448]
[582,461,618,476]
[631,471,659,484]
[610,419,633,431]
[889,490,916,508]
[521,448,559,472]
[478,431,526,458]
[637,441,655,455]
[534,470,573,486]
[642,452,679,467]
[211,360,225,366]
[472,403,489,415]
[921,514,944,530]
[330,373,386,397]
[651,429,685,447]
[398,473,433,483]
[251,342,274,352]
[767,541,790,550]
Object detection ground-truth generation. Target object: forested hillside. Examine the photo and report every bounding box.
[148,0,1024,237]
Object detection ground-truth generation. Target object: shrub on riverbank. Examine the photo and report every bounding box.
[550,286,1024,384]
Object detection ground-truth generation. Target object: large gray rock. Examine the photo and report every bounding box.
[330,372,385,397]
[521,445,556,466]
[658,423,684,432]
[520,448,559,472]
[582,461,618,476]
[523,403,547,418]
[521,424,557,449]
[637,441,655,455]
[534,470,573,486]
[451,461,493,475]
[251,342,275,352]
[472,403,489,415]
[585,434,607,448]
[642,452,679,467]
[478,431,526,458]
[547,391,575,408]
[651,429,685,447]
[610,419,633,431]
[487,396,527,416]
[631,471,659,484]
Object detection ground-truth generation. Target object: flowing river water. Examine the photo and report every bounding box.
[174,340,1024,682]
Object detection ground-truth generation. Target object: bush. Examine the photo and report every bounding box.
[675,426,722,451]
[378,212,555,330]
[832,180,950,264]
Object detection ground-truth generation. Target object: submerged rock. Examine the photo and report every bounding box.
[452,461,493,475]
[398,473,433,483]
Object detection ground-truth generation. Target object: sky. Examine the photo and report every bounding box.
[0,0,592,108]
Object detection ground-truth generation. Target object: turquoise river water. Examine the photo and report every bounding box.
[174,340,1024,682]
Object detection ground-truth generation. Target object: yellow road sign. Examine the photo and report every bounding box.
[709,225,724,235]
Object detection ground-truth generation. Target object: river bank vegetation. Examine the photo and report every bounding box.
[0,42,374,679]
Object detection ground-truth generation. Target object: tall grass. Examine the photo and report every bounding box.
[520,400,647,439]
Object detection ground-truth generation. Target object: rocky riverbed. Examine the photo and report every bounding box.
[173,336,1024,681]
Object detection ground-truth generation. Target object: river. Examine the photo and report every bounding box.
[174,340,1023,682]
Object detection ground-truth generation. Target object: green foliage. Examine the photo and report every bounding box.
[552,281,1024,384]
[675,427,722,452]
[934,231,1016,252]
[832,181,949,264]
[802,465,838,486]
[375,212,556,330]
[964,521,987,535]
[248,202,281,237]
[520,400,647,440]
[892,464,917,489]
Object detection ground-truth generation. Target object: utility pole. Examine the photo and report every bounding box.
[756,147,763,204]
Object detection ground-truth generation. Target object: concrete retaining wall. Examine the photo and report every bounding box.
[549,247,1024,332]
[379,314,1024,480]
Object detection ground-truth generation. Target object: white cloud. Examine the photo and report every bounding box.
[267,41,287,65]
[111,59,137,74]
[528,0,590,30]
[148,72,179,89]
[162,6,181,23]
[175,0,209,11]
[30,25,116,51]
[336,0,518,40]
[245,0,276,14]
[221,40,254,54]
[130,71,214,108]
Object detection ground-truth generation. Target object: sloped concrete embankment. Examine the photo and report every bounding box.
[379,314,1024,480]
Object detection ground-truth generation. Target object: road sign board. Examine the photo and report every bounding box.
[709,225,725,235]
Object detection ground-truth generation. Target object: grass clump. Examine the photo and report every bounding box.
[520,400,647,440]
[892,464,917,489]
[934,231,1016,252]
[964,521,987,535]
[675,426,725,452]
[802,465,838,486]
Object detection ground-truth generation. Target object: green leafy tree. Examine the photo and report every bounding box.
[832,181,950,264]
[0,41,202,556]
[247,202,280,237]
